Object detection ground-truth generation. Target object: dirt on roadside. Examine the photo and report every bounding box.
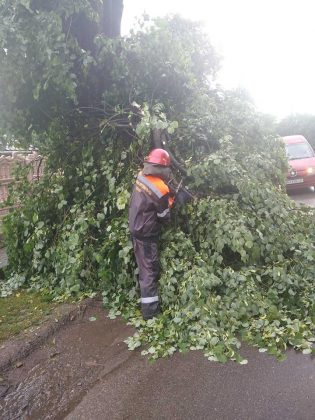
[0,300,135,420]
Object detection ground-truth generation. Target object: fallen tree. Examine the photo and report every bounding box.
[0,3,314,362]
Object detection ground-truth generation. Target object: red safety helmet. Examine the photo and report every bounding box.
[145,148,171,167]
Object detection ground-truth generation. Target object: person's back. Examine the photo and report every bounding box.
[129,171,171,239]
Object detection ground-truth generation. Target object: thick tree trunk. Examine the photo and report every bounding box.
[64,1,124,110]
[100,0,124,38]
[64,0,124,53]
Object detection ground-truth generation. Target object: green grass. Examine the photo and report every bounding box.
[0,290,56,343]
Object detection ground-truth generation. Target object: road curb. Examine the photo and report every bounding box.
[0,297,97,373]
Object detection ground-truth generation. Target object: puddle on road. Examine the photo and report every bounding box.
[0,301,134,420]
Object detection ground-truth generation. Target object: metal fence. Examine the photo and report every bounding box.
[0,151,44,219]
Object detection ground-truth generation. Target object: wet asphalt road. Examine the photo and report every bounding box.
[66,347,315,420]
[1,302,314,420]
[288,187,315,207]
[1,189,315,420]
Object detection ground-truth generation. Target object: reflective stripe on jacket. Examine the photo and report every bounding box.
[129,172,172,239]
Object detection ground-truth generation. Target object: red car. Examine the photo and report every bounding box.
[283,135,315,190]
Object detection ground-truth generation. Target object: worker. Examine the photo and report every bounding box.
[129,148,174,320]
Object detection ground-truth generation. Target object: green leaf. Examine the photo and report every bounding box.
[57,200,67,209]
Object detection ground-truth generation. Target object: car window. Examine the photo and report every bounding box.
[285,143,315,160]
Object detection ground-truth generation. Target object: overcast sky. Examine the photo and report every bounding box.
[122,0,315,119]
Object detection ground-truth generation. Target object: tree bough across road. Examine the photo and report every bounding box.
[0,1,314,363]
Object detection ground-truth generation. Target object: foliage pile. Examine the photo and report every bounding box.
[0,3,314,362]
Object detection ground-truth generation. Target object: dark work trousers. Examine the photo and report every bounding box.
[132,237,160,319]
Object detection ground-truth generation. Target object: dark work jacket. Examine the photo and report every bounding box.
[129,172,173,240]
